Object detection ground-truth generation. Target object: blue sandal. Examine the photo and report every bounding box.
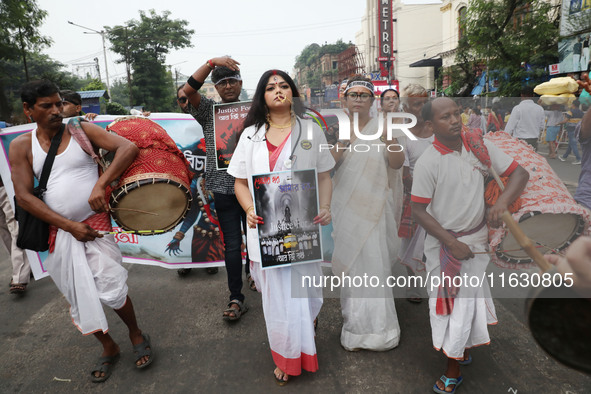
[433,375,463,393]
[458,354,472,366]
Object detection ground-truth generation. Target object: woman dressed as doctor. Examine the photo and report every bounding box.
[227,69,333,385]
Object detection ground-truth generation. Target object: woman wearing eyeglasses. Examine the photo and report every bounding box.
[228,69,334,385]
[330,76,405,352]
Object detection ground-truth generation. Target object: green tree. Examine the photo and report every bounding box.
[81,78,106,91]
[450,0,560,96]
[108,79,130,107]
[106,101,128,115]
[106,9,194,111]
[1,52,88,122]
[295,40,350,88]
[0,0,52,120]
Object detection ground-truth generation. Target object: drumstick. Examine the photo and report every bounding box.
[110,207,159,216]
[98,230,168,235]
[489,166,553,272]
[472,244,564,255]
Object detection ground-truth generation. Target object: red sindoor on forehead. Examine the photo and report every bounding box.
[272,70,278,76]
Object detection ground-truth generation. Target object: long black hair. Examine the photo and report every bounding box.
[242,70,305,134]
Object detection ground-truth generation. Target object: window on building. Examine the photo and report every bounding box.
[458,6,467,40]
[332,61,338,69]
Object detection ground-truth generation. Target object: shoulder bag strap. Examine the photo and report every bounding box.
[37,123,65,193]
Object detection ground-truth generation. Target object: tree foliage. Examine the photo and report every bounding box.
[1,53,92,122]
[106,101,128,115]
[106,9,194,111]
[450,0,560,96]
[294,40,349,88]
[0,0,52,120]
[81,79,106,91]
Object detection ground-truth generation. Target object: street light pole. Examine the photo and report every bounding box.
[68,21,112,102]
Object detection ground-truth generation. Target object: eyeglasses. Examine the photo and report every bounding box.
[215,79,239,88]
[177,97,188,104]
[346,92,373,101]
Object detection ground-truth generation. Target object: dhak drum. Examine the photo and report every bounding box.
[485,132,591,268]
[104,117,193,234]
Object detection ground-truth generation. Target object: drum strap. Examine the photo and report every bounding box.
[67,117,108,170]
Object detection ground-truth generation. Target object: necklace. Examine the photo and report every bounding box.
[267,114,294,130]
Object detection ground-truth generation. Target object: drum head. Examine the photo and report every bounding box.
[111,180,190,233]
[497,212,584,264]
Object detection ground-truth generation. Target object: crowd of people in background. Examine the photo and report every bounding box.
[1,58,591,391]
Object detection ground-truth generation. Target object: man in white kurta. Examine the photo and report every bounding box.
[411,98,528,393]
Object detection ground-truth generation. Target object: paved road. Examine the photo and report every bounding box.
[2,146,590,393]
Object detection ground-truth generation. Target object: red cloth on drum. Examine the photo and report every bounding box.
[48,212,112,253]
[484,132,591,269]
[436,220,486,315]
[106,118,192,193]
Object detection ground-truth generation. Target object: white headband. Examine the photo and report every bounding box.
[214,75,242,86]
[344,80,375,94]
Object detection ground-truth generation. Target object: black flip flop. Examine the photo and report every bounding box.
[90,353,120,383]
[133,334,154,369]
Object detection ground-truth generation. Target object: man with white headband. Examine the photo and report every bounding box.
[183,56,253,322]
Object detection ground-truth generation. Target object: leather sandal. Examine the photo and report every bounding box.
[9,280,27,295]
[223,299,248,321]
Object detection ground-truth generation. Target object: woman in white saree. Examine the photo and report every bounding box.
[228,70,334,385]
[331,76,406,351]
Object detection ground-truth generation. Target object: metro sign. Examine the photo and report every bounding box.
[378,0,394,60]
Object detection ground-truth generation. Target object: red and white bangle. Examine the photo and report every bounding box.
[207,59,215,69]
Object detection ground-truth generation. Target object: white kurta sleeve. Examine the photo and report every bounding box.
[410,150,436,205]
[484,140,518,177]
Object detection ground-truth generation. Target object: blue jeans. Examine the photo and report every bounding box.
[214,192,250,303]
[563,129,581,161]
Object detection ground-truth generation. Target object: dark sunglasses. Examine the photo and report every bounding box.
[177,97,188,104]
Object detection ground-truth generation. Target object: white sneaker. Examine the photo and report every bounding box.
[573,160,581,165]
[558,156,566,162]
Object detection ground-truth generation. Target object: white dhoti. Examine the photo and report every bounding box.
[399,225,426,274]
[250,260,321,376]
[424,231,497,359]
[45,231,128,335]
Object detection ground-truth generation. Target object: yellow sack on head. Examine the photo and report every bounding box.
[539,93,576,106]
[534,77,579,95]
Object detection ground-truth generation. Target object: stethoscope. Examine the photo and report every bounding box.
[247,117,302,169]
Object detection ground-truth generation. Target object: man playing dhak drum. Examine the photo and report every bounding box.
[10,80,154,383]
[411,98,529,393]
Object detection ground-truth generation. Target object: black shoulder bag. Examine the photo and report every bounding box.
[14,124,65,251]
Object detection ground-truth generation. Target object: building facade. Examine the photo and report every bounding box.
[355,0,442,91]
